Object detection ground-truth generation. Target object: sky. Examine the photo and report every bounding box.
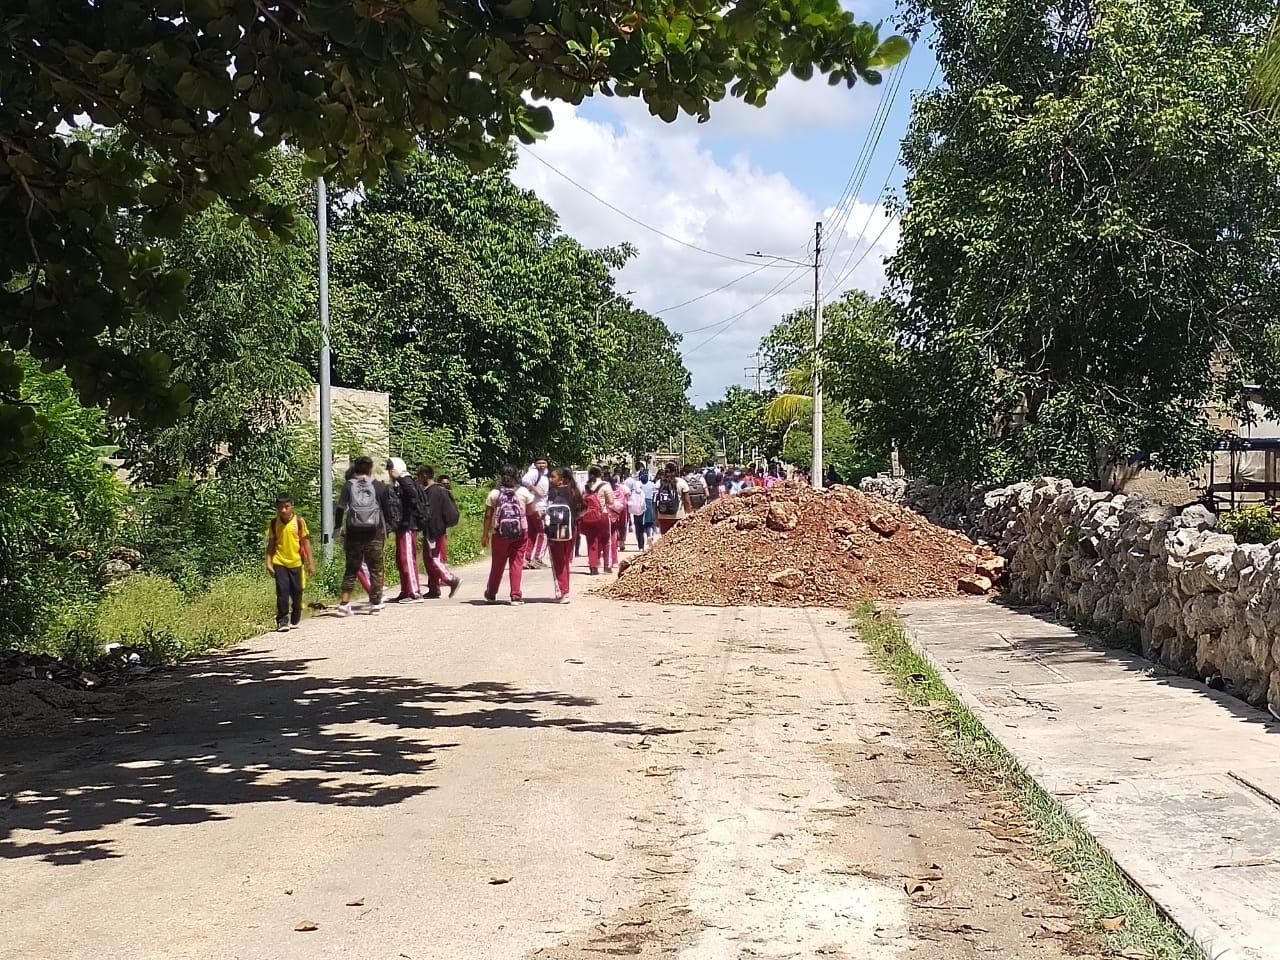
[510,2,938,407]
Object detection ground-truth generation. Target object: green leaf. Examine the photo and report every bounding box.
[867,35,910,69]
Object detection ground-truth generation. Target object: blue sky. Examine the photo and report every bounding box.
[511,15,939,405]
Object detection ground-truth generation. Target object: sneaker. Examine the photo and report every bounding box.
[336,603,353,617]
[449,576,462,598]
[589,568,600,576]
[484,591,497,604]
[423,590,442,599]
[604,566,613,574]
[510,597,524,605]
[404,595,425,605]
[557,596,571,605]
[389,594,411,604]
[369,601,386,614]
[288,623,301,631]
[276,624,289,633]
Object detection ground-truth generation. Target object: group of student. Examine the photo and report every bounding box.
[264,455,464,629]
[264,453,811,625]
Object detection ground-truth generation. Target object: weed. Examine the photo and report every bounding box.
[854,602,1206,960]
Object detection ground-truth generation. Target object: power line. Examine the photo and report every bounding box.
[682,264,810,351]
[517,145,790,268]
[654,261,774,313]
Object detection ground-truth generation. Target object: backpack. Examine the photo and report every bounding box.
[441,489,460,529]
[493,487,527,540]
[609,484,628,518]
[346,478,384,531]
[627,482,645,516]
[655,478,680,516]
[545,502,573,542]
[412,479,432,527]
[686,474,708,509]
[581,481,608,524]
[384,480,405,529]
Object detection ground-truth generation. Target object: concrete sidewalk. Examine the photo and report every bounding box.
[900,599,1280,960]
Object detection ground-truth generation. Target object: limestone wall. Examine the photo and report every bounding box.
[860,475,1280,715]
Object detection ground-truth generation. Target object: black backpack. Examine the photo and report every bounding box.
[655,478,680,516]
[686,474,708,508]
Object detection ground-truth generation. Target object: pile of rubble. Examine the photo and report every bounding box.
[602,482,1003,608]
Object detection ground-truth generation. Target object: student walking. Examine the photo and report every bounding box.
[580,466,614,575]
[387,456,424,603]
[522,458,550,568]
[626,470,647,551]
[640,468,656,538]
[545,467,585,603]
[608,471,630,567]
[481,465,538,604]
[416,465,462,598]
[335,456,394,616]
[653,461,695,535]
[265,492,316,632]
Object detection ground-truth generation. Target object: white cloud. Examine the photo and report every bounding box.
[511,102,899,404]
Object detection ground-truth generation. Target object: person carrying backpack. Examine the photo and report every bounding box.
[334,456,395,617]
[416,465,462,599]
[654,461,694,536]
[579,465,614,575]
[545,466,585,603]
[608,470,630,568]
[265,492,315,632]
[386,456,424,604]
[684,464,709,510]
[625,469,647,551]
[481,465,538,604]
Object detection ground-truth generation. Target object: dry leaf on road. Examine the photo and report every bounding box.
[294,921,319,932]
[345,898,364,907]
[1212,857,1279,869]
[773,859,804,874]
[489,877,511,885]
[586,851,615,861]
[1100,915,1126,931]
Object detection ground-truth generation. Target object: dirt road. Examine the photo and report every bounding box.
[1,559,1089,959]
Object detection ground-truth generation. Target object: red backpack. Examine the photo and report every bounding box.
[581,481,608,524]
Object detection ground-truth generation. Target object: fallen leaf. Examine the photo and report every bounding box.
[1100,915,1126,932]
[586,851,615,861]
[1212,857,1279,869]
[904,879,933,897]
[927,699,950,712]
[908,673,927,684]
[294,921,319,932]
[915,864,945,882]
[564,658,584,664]
[644,766,674,777]
[489,877,511,885]
[779,790,809,799]
[773,859,804,874]
[345,899,365,907]
[1038,919,1071,935]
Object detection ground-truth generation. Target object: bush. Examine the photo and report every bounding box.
[447,487,488,566]
[1217,503,1280,545]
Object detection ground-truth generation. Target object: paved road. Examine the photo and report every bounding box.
[3,559,1085,960]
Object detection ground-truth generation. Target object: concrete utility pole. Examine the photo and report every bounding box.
[317,177,334,563]
[745,354,763,393]
[812,220,824,490]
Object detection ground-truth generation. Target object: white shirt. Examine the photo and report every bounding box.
[486,486,537,510]
[522,465,549,513]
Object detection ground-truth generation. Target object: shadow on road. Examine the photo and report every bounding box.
[0,648,678,866]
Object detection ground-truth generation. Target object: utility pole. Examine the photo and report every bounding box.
[812,220,824,490]
[317,177,334,563]
[745,354,762,393]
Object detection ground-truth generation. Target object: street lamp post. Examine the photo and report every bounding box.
[317,177,334,563]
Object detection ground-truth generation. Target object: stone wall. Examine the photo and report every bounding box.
[860,475,1280,715]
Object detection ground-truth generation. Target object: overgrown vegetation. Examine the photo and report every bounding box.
[1216,504,1280,545]
[855,603,1205,960]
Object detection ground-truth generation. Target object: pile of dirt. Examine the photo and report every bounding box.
[601,482,1003,608]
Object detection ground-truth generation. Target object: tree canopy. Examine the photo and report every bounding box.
[865,0,1280,484]
[0,0,907,456]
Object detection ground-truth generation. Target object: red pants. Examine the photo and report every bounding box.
[486,535,526,600]
[527,512,547,561]
[549,539,573,598]
[581,518,611,571]
[425,536,453,592]
[395,530,422,597]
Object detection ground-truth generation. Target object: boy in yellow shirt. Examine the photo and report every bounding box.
[266,493,316,633]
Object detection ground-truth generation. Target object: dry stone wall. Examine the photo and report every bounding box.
[860,475,1280,715]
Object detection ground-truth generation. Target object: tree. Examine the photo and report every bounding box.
[881,0,1280,484]
[700,386,787,465]
[331,147,636,471]
[1,2,907,453]
[608,307,693,459]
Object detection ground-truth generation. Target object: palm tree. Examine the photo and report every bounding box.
[1250,16,1280,114]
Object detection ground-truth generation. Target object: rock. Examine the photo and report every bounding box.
[108,546,144,566]
[735,515,762,531]
[768,568,806,588]
[1185,534,1236,564]
[976,556,1007,580]
[958,575,993,595]
[868,514,900,537]
[767,501,800,532]
[98,558,135,583]
[834,518,858,535]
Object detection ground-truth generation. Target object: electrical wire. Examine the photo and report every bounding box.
[654,261,775,313]
[680,264,810,350]
[517,145,791,268]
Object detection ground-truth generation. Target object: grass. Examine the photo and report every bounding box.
[854,602,1206,960]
